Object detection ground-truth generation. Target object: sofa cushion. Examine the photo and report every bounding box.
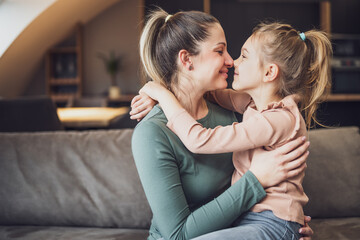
[303,127,360,218]
[310,217,360,240]
[0,226,148,240]
[0,129,152,228]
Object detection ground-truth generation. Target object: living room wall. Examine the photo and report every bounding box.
[82,0,142,96]
[24,0,143,97]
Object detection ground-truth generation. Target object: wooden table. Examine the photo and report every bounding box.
[57,107,129,128]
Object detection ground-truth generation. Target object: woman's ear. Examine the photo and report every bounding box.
[178,49,193,71]
[264,63,279,82]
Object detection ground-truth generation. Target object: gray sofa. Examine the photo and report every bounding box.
[0,127,359,240]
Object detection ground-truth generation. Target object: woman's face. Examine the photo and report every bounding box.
[232,35,263,92]
[190,23,233,92]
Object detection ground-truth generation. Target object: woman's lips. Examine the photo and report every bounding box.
[220,69,228,78]
[221,72,228,78]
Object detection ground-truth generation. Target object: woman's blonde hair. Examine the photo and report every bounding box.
[139,8,219,91]
[252,22,333,128]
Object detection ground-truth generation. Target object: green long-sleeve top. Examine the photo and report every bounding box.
[131,101,266,240]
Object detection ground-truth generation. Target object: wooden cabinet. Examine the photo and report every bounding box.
[46,24,83,105]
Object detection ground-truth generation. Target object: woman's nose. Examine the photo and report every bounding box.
[225,52,234,68]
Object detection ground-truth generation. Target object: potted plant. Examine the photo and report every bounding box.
[97,51,123,98]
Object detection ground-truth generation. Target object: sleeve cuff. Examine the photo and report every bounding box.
[242,170,267,201]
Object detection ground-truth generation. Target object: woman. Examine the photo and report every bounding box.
[131,8,312,240]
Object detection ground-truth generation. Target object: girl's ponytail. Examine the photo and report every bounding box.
[252,22,332,128]
[302,30,333,128]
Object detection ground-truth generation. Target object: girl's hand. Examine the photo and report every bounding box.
[249,136,310,188]
[130,94,157,121]
[139,81,183,121]
[139,81,169,102]
[299,216,314,240]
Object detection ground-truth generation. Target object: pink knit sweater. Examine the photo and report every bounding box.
[166,91,309,225]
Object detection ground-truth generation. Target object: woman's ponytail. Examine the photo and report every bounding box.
[139,8,219,90]
[139,9,168,86]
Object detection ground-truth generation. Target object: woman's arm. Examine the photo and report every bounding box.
[132,121,266,240]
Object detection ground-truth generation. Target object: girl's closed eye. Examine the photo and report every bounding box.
[238,53,246,62]
[240,48,248,59]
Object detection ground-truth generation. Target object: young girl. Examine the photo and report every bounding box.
[138,22,332,239]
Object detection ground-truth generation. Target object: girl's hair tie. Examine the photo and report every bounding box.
[299,32,306,41]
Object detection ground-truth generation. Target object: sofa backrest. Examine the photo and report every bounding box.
[303,126,360,218]
[0,129,152,228]
[0,127,358,228]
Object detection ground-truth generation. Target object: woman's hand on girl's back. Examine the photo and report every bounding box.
[130,93,157,121]
[249,136,310,188]
[249,137,313,238]
[299,215,314,240]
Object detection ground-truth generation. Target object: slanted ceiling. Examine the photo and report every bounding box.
[0,0,121,98]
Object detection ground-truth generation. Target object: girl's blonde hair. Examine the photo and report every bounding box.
[139,8,219,90]
[252,22,333,128]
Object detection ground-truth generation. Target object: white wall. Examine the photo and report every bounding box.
[0,0,56,57]
[0,0,121,98]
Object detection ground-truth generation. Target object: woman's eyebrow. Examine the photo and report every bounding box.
[215,42,226,46]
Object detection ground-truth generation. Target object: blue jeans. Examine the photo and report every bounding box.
[191,211,302,240]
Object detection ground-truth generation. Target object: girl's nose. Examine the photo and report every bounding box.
[234,58,240,67]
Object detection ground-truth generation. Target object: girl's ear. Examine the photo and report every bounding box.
[178,49,193,71]
[264,63,279,82]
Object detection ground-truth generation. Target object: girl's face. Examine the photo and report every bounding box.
[190,23,233,92]
[232,35,264,92]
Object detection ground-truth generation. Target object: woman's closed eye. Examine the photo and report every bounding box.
[215,47,225,55]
